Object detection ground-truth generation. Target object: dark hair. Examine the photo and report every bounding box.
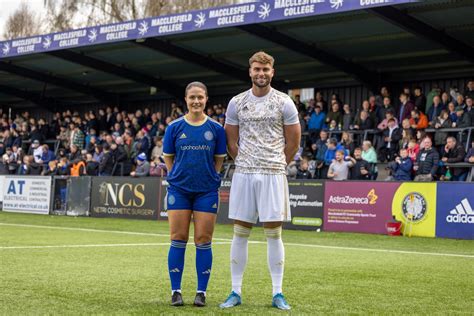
[329,138,338,146]
[388,118,396,123]
[185,81,208,97]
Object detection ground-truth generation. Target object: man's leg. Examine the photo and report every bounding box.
[263,222,285,296]
[230,220,252,295]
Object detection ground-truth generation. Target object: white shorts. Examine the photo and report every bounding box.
[228,173,291,224]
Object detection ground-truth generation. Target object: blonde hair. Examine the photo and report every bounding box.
[249,51,274,67]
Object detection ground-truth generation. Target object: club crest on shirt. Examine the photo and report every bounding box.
[168,194,175,205]
[204,131,214,141]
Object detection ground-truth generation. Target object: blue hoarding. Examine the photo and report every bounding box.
[436,183,474,240]
[0,0,417,59]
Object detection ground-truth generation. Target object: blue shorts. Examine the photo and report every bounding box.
[165,186,218,214]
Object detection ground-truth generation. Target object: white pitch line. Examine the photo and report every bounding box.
[1,222,473,259]
[0,242,232,250]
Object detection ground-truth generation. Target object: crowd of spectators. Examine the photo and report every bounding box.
[0,103,226,177]
[0,80,473,182]
[289,80,474,182]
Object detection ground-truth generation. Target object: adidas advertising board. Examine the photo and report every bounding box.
[436,183,474,239]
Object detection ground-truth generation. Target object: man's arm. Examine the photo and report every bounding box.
[224,124,239,160]
[284,123,301,165]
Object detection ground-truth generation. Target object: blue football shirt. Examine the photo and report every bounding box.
[163,116,227,193]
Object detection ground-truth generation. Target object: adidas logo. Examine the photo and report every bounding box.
[446,198,474,224]
[202,269,211,275]
[180,133,187,139]
[169,268,181,273]
[212,203,217,209]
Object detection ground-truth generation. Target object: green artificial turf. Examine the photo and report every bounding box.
[0,212,473,315]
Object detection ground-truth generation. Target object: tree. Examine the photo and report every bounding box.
[44,0,245,32]
[3,2,43,40]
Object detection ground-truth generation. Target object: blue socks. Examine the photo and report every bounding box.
[168,240,213,293]
[168,240,187,291]
[196,242,213,293]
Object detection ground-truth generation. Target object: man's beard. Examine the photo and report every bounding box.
[252,76,271,88]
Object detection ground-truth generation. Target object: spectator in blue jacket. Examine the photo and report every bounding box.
[308,105,326,132]
[39,144,56,166]
[324,138,345,166]
[388,148,413,181]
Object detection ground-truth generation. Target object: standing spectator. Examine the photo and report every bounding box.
[433,110,452,151]
[99,143,114,176]
[387,148,413,181]
[327,150,355,181]
[57,125,70,149]
[377,97,395,125]
[69,144,81,162]
[398,93,415,122]
[131,153,150,177]
[85,153,99,176]
[441,137,467,181]
[454,106,471,128]
[465,140,474,163]
[464,97,474,122]
[112,137,131,176]
[340,131,355,156]
[135,129,150,156]
[341,104,354,130]
[307,105,325,134]
[29,125,45,144]
[440,92,451,109]
[427,96,445,125]
[377,110,398,131]
[425,85,441,114]
[326,102,342,127]
[353,110,373,130]
[70,156,86,177]
[414,137,439,181]
[151,137,164,160]
[315,91,327,112]
[414,87,427,113]
[294,95,306,113]
[379,118,402,162]
[312,130,328,179]
[70,122,85,150]
[349,147,371,180]
[324,138,345,168]
[465,80,474,100]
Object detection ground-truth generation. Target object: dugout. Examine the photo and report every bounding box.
[0,0,473,117]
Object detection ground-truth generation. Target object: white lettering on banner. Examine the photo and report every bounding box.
[106,31,129,41]
[274,0,322,9]
[289,193,322,208]
[2,176,51,214]
[152,14,192,26]
[328,195,369,204]
[11,37,41,48]
[53,30,87,41]
[284,5,314,16]
[360,0,391,6]
[59,38,79,47]
[17,45,35,54]
[209,4,255,18]
[100,22,136,34]
[158,24,183,34]
[217,15,244,25]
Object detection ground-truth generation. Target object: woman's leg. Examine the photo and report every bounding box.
[168,210,192,293]
[193,211,217,294]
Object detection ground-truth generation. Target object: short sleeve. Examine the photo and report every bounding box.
[214,126,227,157]
[225,98,239,125]
[162,125,175,156]
[283,97,299,125]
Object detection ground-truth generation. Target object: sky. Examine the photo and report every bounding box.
[0,0,46,39]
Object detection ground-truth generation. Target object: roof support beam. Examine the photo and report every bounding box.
[238,24,380,91]
[0,61,117,102]
[0,84,58,111]
[46,50,183,98]
[368,6,474,63]
[135,38,250,82]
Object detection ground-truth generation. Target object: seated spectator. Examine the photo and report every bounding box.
[324,138,345,167]
[465,141,474,163]
[409,109,428,130]
[70,156,86,177]
[327,150,355,181]
[386,148,413,181]
[377,96,394,124]
[441,137,467,181]
[93,144,104,163]
[327,120,340,134]
[349,148,371,180]
[151,137,164,161]
[296,157,312,179]
[401,118,415,136]
[414,137,439,181]
[42,160,59,176]
[362,140,378,180]
[99,143,114,176]
[28,140,43,163]
[399,128,413,150]
[56,157,70,176]
[407,138,420,162]
[130,153,150,177]
[69,144,81,162]
[427,96,445,125]
[39,144,56,166]
[378,118,402,162]
[0,155,10,175]
[150,156,167,177]
[111,138,130,176]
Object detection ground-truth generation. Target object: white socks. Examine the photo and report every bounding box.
[230,225,251,295]
[264,226,285,296]
[230,225,285,296]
